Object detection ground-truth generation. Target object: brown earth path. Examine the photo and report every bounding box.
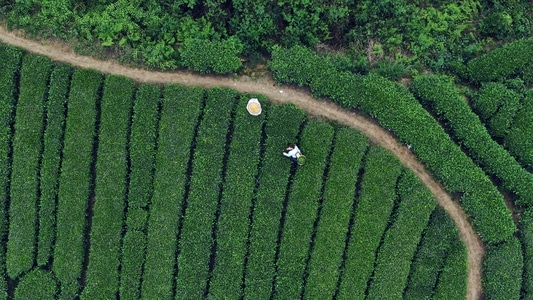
[0,26,484,300]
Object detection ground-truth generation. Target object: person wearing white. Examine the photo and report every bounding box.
[283,143,301,164]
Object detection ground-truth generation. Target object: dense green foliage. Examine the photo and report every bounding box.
[505,89,533,169]
[81,75,134,299]
[520,208,533,300]
[483,238,523,300]
[431,230,468,299]
[0,44,22,300]
[37,64,72,267]
[53,69,102,298]
[411,75,533,207]
[14,269,58,300]
[304,128,368,299]
[6,54,51,279]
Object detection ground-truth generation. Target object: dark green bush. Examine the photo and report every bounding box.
[367,170,437,299]
[338,146,402,299]
[14,269,58,300]
[304,128,368,300]
[504,89,533,169]
[179,37,243,74]
[483,238,523,300]
[275,120,334,299]
[53,69,102,298]
[0,44,23,300]
[175,88,238,299]
[411,75,533,207]
[141,85,204,299]
[244,104,305,300]
[81,75,134,300]
[467,38,533,83]
[119,230,146,300]
[431,230,468,299]
[519,208,533,300]
[208,95,267,299]
[6,54,51,280]
[37,64,72,267]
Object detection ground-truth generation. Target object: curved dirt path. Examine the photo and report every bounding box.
[0,27,484,299]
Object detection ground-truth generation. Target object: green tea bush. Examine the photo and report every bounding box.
[519,208,533,300]
[37,64,72,267]
[431,231,468,299]
[175,88,238,299]
[141,85,204,299]
[81,75,134,300]
[403,207,459,299]
[208,95,267,299]
[471,82,521,138]
[467,38,533,83]
[14,269,58,300]
[275,120,334,299]
[244,104,305,300]
[504,90,533,169]
[0,44,22,300]
[53,69,102,298]
[411,75,533,207]
[6,54,51,279]
[367,170,437,299]
[338,146,402,299]
[483,238,523,300]
[304,128,368,300]
[119,230,146,300]
[179,37,244,74]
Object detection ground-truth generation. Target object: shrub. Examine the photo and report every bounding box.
[175,88,238,299]
[275,120,335,299]
[53,69,103,298]
[179,37,243,74]
[519,208,533,300]
[141,85,204,299]
[431,232,468,299]
[37,64,73,267]
[482,238,523,300]
[304,128,368,300]
[0,44,23,300]
[244,104,306,300]
[504,89,533,169]
[367,170,437,299]
[81,75,134,299]
[338,146,403,299]
[6,54,51,279]
[119,230,146,300]
[208,95,268,299]
[467,38,533,83]
[411,75,533,207]
[14,269,58,300]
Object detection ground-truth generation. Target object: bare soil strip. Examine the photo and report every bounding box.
[0,26,484,300]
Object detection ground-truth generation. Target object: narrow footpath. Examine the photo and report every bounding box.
[0,26,484,300]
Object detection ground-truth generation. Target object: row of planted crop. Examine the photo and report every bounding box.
[269,45,514,244]
[0,44,23,300]
[80,75,135,299]
[505,89,533,169]
[6,54,51,280]
[141,85,204,299]
[207,94,268,299]
[410,75,533,208]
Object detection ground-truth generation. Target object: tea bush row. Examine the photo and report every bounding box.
[431,230,468,299]
[208,95,267,299]
[467,38,533,83]
[337,146,403,299]
[275,120,334,299]
[244,104,305,299]
[367,170,437,299]
[13,269,58,300]
[304,128,368,299]
[53,69,103,298]
[519,208,533,300]
[471,82,521,139]
[505,90,533,169]
[120,83,160,300]
[411,75,533,207]
[141,85,203,299]
[175,88,237,299]
[268,45,515,243]
[0,44,23,300]
[482,238,523,300]
[6,54,51,279]
[403,207,461,299]
[36,64,72,267]
[81,75,134,299]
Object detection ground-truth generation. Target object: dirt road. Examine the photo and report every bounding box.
[0,26,484,300]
